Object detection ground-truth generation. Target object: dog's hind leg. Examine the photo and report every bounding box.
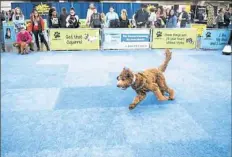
[148,83,169,101]
[129,93,146,110]
[157,72,175,100]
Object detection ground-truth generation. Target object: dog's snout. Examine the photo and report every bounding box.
[117,81,121,87]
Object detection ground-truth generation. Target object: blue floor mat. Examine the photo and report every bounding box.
[1,49,231,157]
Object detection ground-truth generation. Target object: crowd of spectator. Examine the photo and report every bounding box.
[0,3,232,53]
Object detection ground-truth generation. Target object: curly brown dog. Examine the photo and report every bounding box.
[117,49,174,110]
[13,42,33,55]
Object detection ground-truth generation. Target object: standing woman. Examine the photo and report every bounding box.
[30,10,50,51]
[85,3,95,27]
[12,7,25,32]
[166,9,177,28]
[119,9,129,28]
[106,6,119,28]
[48,10,60,28]
[48,7,56,28]
[217,8,225,28]
[100,13,106,28]
[148,7,156,28]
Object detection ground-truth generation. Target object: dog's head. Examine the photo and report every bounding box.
[117,67,134,90]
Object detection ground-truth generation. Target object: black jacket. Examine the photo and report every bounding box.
[60,13,68,28]
[224,12,231,27]
[119,16,129,28]
[0,13,5,30]
[48,16,60,28]
[180,11,189,27]
[134,9,149,25]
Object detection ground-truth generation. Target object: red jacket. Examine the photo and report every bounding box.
[28,16,45,32]
[16,31,32,44]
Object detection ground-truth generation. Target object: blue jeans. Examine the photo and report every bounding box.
[229,24,232,29]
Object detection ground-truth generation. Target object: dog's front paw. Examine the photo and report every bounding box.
[129,104,136,110]
[158,96,169,101]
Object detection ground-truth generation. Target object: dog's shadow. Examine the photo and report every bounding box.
[129,93,176,114]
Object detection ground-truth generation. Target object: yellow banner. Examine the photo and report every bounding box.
[152,29,197,49]
[191,24,207,37]
[50,29,100,50]
[185,5,191,13]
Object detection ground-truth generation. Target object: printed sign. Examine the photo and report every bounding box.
[191,24,207,37]
[102,29,150,49]
[49,29,100,50]
[152,28,197,49]
[33,3,52,15]
[3,22,16,43]
[201,29,231,50]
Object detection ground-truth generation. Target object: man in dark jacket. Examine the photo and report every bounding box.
[179,7,189,28]
[59,8,68,28]
[90,8,102,28]
[0,12,5,52]
[134,4,149,28]
[224,8,231,28]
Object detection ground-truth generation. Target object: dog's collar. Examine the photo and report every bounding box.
[131,73,146,91]
[131,73,136,85]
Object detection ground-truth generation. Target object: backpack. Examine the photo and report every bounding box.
[91,13,101,28]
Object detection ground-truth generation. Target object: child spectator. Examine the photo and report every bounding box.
[134,4,149,28]
[106,6,119,28]
[119,9,129,28]
[166,9,177,28]
[60,8,68,28]
[13,26,34,54]
[90,8,102,28]
[29,10,50,51]
[12,7,25,32]
[48,10,60,28]
[66,8,80,28]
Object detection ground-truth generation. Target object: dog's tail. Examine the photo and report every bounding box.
[158,49,172,73]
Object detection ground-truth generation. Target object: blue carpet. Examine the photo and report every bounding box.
[1,49,231,157]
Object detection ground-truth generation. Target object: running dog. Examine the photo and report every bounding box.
[117,49,174,110]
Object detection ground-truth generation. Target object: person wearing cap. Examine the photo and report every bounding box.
[86,3,95,27]
[13,26,34,54]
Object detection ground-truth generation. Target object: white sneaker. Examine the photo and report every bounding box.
[222,45,232,55]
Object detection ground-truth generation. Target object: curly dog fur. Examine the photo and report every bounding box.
[117,49,174,110]
[13,42,33,55]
